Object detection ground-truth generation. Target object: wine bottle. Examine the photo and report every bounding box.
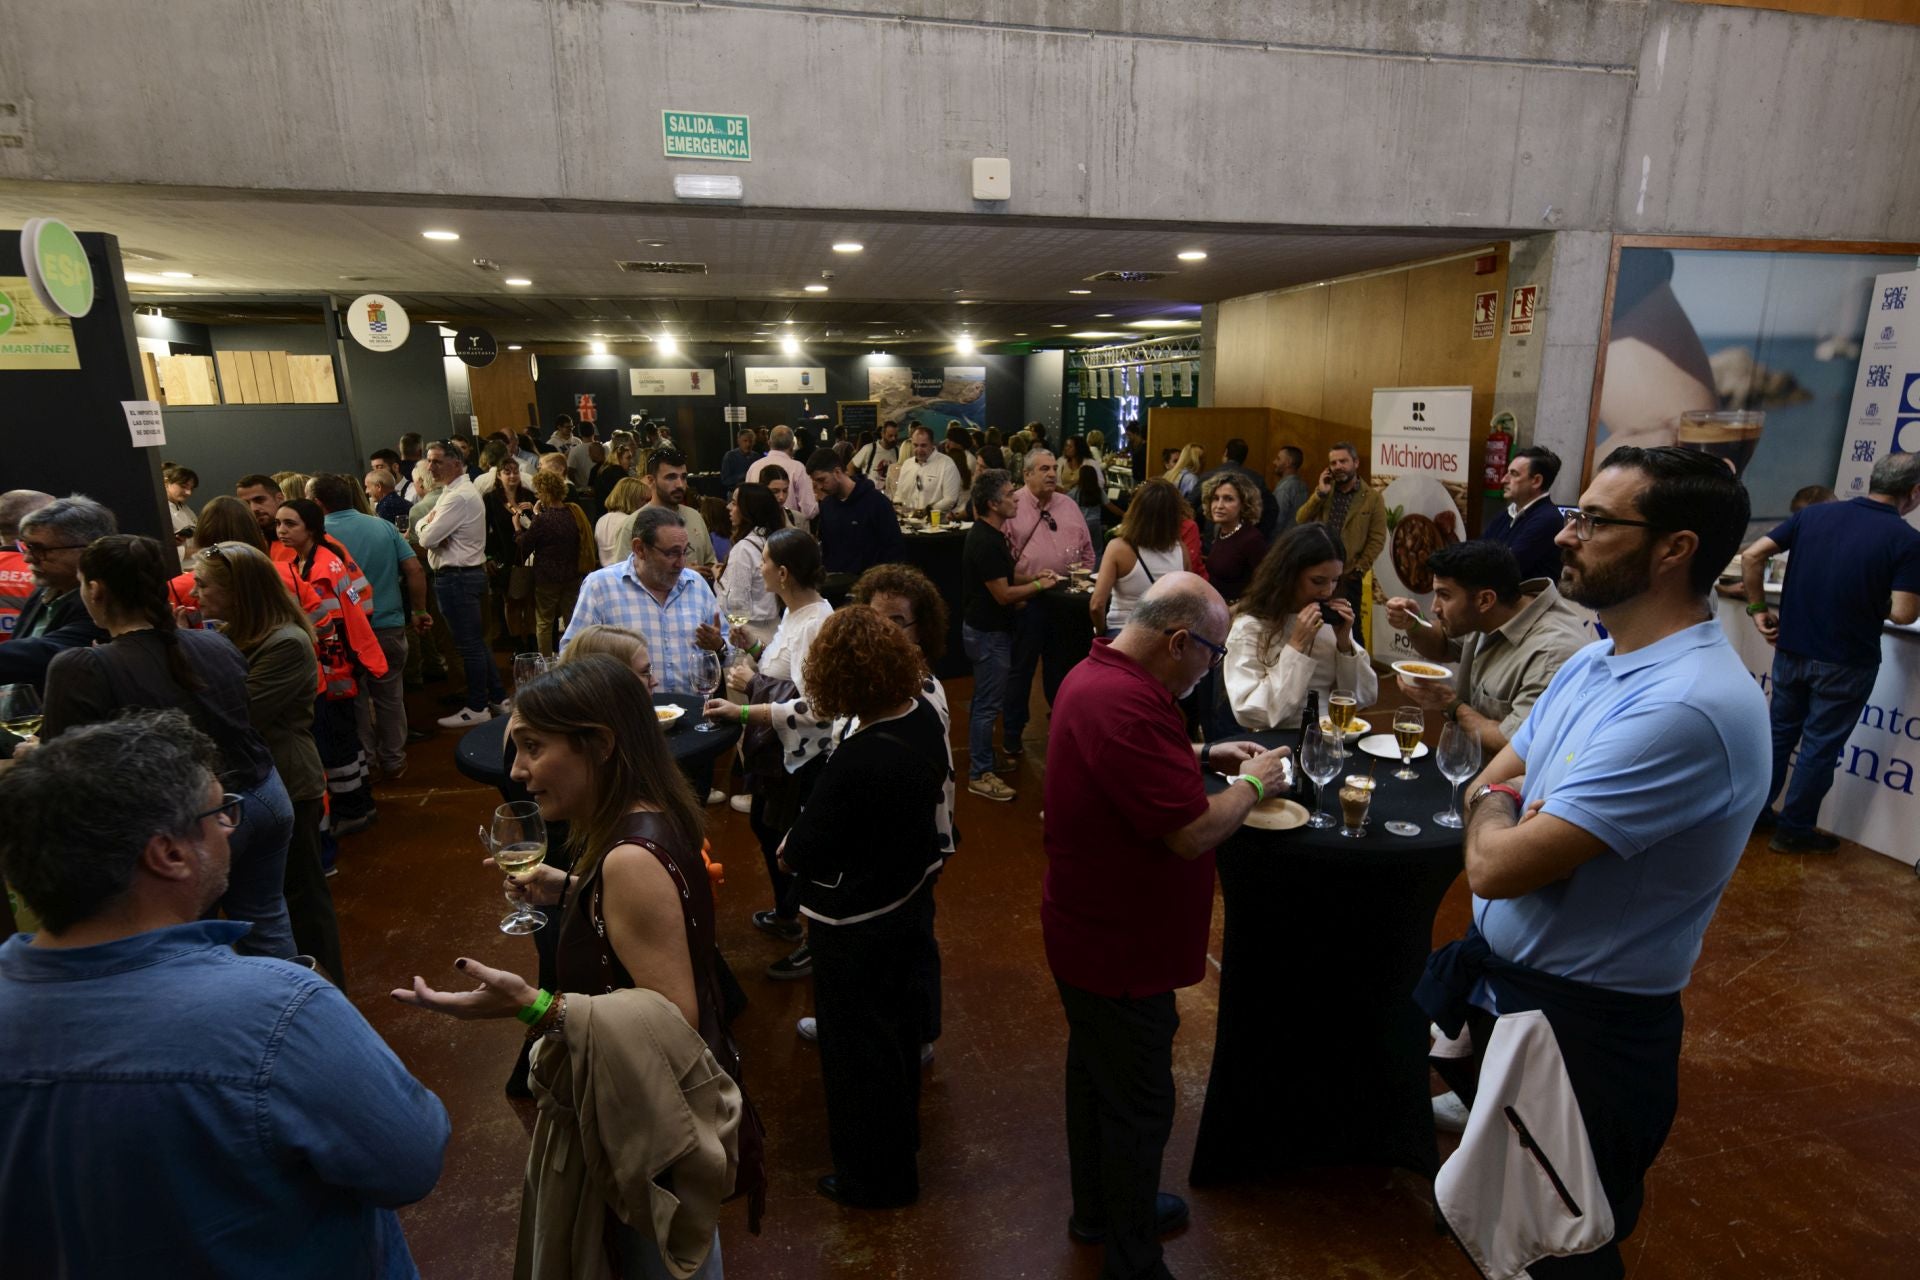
[1300,690,1320,745]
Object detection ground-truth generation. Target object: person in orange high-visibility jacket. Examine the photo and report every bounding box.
[275,500,385,836]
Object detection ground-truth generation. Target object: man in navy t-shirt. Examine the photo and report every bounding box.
[1740,452,1920,852]
[1482,445,1566,582]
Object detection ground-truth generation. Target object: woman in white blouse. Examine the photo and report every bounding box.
[1224,522,1378,730]
[715,482,786,651]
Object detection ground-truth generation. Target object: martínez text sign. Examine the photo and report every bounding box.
[662,112,751,161]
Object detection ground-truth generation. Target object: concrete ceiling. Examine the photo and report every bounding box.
[0,182,1502,349]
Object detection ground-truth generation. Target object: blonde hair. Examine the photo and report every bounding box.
[560,624,650,668]
[532,470,567,505]
[272,471,310,502]
[604,477,649,515]
[193,541,316,654]
[1161,444,1202,482]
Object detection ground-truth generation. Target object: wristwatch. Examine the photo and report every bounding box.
[1469,782,1523,812]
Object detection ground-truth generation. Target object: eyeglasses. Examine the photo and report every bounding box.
[650,544,689,560]
[1561,509,1661,541]
[193,792,245,831]
[17,541,87,561]
[1164,628,1228,667]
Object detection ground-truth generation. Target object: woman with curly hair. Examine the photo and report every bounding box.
[1224,522,1377,730]
[1201,471,1268,603]
[782,605,948,1209]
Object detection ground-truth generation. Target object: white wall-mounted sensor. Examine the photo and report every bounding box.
[972,157,1010,202]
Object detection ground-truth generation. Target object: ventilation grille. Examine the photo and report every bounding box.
[1084,270,1173,283]
[616,260,709,275]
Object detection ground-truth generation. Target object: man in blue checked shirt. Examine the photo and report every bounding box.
[562,505,729,692]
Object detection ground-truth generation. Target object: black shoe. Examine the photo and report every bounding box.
[752,910,805,943]
[332,810,379,838]
[1002,739,1026,757]
[766,944,813,981]
[817,1173,916,1210]
[1068,1192,1190,1245]
[1769,829,1841,854]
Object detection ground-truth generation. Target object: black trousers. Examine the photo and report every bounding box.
[282,797,345,986]
[1057,979,1179,1280]
[1005,600,1069,744]
[811,887,934,1204]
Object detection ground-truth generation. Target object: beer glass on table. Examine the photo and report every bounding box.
[1391,705,1424,781]
[1434,720,1484,829]
[486,801,548,935]
[1327,688,1358,738]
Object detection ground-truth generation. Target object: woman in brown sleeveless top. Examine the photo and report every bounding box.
[393,655,758,1276]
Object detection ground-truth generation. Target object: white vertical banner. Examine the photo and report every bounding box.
[1836,269,1920,530]
[1368,386,1474,659]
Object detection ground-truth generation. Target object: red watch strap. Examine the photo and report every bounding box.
[1485,783,1523,807]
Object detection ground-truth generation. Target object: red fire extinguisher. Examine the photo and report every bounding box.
[1484,412,1514,494]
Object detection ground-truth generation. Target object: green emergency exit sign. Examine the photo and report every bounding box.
[662,112,751,162]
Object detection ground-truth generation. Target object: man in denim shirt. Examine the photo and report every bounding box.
[0,712,449,1278]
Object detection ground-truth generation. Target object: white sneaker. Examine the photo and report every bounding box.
[729,794,753,814]
[437,705,494,729]
[796,1016,818,1042]
[705,788,727,805]
[1432,1090,1470,1135]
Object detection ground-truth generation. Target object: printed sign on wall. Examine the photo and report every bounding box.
[345,294,411,352]
[1368,386,1474,659]
[743,366,827,395]
[1834,269,1919,508]
[0,275,81,369]
[1473,291,1499,340]
[630,368,717,396]
[1508,285,1539,336]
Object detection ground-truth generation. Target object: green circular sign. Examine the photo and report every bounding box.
[27,219,95,318]
[0,288,14,338]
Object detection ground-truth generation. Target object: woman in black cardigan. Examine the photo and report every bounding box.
[780,606,948,1210]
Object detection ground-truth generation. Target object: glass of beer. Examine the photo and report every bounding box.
[1327,689,1358,737]
[1338,774,1375,838]
[1677,410,1764,477]
[487,801,548,935]
[1391,706,1424,781]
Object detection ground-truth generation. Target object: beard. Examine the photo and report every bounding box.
[1561,540,1654,610]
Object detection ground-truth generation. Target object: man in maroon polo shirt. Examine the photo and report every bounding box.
[1043,572,1292,1279]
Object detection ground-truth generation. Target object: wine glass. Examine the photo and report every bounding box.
[725,612,752,659]
[487,801,548,935]
[1433,720,1484,829]
[691,649,723,733]
[1299,722,1343,830]
[511,652,547,692]
[1391,705,1425,782]
[0,684,44,740]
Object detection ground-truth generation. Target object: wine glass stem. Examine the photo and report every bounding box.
[1449,780,1462,825]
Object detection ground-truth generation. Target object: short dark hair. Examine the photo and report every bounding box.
[1427,540,1524,603]
[553,413,574,429]
[806,447,844,476]
[645,446,687,478]
[1280,446,1304,468]
[1513,445,1561,489]
[0,711,220,934]
[398,432,423,455]
[971,467,1013,512]
[1223,437,1249,464]
[1598,445,1750,596]
[755,463,788,486]
[234,474,281,496]
[765,526,823,590]
[631,505,685,549]
[369,448,403,469]
[1329,441,1358,461]
[306,473,354,513]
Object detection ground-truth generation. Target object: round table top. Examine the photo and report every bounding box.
[899,523,969,539]
[455,690,741,789]
[1203,728,1465,860]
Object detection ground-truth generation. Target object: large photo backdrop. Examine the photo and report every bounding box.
[868,366,986,435]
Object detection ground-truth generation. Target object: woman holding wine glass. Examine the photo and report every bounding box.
[393,656,759,1275]
[703,527,834,979]
[716,482,785,653]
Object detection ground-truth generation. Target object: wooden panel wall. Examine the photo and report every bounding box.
[1207,245,1508,529]
[467,352,541,439]
[1677,0,1920,25]
[1145,407,1281,484]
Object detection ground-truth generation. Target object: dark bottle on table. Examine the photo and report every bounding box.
[1300,690,1321,806]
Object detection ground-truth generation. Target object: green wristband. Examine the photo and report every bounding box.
[1745,600,1771,616]
[740,704,750,726]
[516,988,555,1026]
[1232,773,1264,803]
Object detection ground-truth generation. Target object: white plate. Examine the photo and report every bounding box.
[1357,733,1428,761]
[1320,716,1371,741]
[654,704,686,730]
[1243,798,1310,831]
[1392,660,1453,683]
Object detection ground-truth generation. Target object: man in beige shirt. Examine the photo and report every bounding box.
[1384,540,1589,753]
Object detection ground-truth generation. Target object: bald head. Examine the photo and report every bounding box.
[0,490,54,543]
[1115,572,1229,697]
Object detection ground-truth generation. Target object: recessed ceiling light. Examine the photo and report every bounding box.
[1014,332,1029,336]
[832,242,864,253]
[1068,289,1091,295]
[590,341,607,354]
[783,319,796,325]
[1125,318,1202,328]
[1177,249,1208,261]
[955,334,977,355]
[656,333,678,355]
[422,229,461,241]
[507,344,523,350]
[782,335,801,355]
[505,277,532,287]
[1069,331,1126,340]
[1095,312,1113,318]
[804,284,829,293]
[160,271,195,280]
[958,300,976,305]
[1050,324,1067,328]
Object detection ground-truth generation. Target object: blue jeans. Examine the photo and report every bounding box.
[220,770,297,959]
[1768,650,1878,835]
[434,565,504,710]
[961,623,1012,781]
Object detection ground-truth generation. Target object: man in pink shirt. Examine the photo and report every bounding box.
[762,425,819,524]
[1003,449,1096,755]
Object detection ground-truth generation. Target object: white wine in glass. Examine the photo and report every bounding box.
[490,801,548,934]
[0,683,44,740]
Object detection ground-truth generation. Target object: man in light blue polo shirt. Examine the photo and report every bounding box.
[1421,447,1767,1278]
[312,475,432,780]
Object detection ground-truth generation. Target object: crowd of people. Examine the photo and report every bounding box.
[2,414,1916,1280]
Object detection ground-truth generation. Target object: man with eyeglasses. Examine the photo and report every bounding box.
[1417,446,1768,1277]
[562,505,728,694]
[414,440,507,727]
[0,494,113,691]
[0,489,52,642]
[1043,572,1290,1280]
[1001,448,1096,757]
[0,712,449,1277]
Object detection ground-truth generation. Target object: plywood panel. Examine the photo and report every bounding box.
[467,352,541,438]
[230,350,261,403]
[214,350,245,403]
[1399,252,1508,533]
[1211,295,1271,407]
[1323,272,1408,447]
[141,351,162,402]
[1260,289,1329,422]
[1146,407,1280,492]
[268,351,295,403]
[287,355,340,404]
[246,351,277,402]
[157,355,220,406]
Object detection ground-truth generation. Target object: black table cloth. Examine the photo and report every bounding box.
[1038,582,1098,678]
[454,690,741,800]
[1188,727,1464,1186]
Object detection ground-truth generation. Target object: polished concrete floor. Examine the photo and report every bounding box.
[341,673,1920,1279]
